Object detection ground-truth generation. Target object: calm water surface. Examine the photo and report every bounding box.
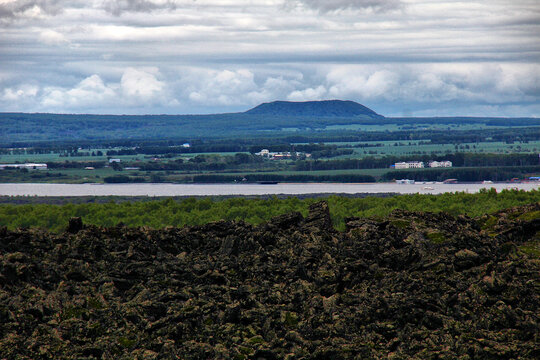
[1,182,539,196]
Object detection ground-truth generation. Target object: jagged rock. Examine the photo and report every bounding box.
[268,211,304,230]
[453,249,480,270]
[0,201,539,359]
[304,201,334,231]
[66,217,83,234]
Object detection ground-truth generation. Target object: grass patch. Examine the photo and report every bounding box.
[426,232,448,244]
[480,215,498,230]
[519,238,540,258]
[391,220,411,229]
[61,306,86,320]
[118,336,136,348]
[248,336,264,345]
[517,210,540,222]
[282,311,299,328]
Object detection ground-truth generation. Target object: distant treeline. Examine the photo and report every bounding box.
[134,154,264,172]
[270,127,540,145]
[103,175,146,183]
[104,173,376,184]
[46,161,106,169]
[35,152,540,171]
[105,143,353,158]
[1,110,539,146]
[294,153,540,171]
[191,174,376,183]
[2,127,539,153]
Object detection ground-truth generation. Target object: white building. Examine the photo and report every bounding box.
[395,161,424,169]
[255,149,311,160]
[256,149,270,157]
[109,158,121,163]
[182,143,190,148]
[429,160,452,168]
[396,179,415,184]
[0,163,47,170]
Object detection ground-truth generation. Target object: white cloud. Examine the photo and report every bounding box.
[179,68,312,111]
[327,68,400,100]
[2,84,38,100]
[322,63,540,108]
[0,68,176,112]
[186,69,259,106]
[288,85,327,101]
[41,74,116,109]
[2,62,539,116]
[38,29,69,45]
[121,67,164,100]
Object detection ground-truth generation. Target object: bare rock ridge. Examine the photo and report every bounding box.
[245,100,383,118]
[0,201,539,359]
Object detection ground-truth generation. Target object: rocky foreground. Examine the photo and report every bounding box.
[0,202,539,359]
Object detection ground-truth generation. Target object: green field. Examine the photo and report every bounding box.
[288,139,540,158]
[320,122,536,132]
[332,141,540,159]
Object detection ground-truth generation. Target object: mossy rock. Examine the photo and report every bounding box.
[248,335,264,345]
[281,311,299,328]
[86,297,104,310]
[426,231,447,244]
[480,215,498,230]
[61,306,86,320]
[517,210,540,222]
[118,336,136,349]
[518,238,540,258]
[391,220,411,229]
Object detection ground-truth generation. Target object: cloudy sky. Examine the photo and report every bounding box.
[0,0,539,116]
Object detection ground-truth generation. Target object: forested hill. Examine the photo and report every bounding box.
[245,100,382,118]
[1,103,539,144]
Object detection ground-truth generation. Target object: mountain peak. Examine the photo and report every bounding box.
[245,100,382,118]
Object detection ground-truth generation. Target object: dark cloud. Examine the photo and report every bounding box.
[286,0,402,12]
[0,0,64,20]
[102,0,180,16]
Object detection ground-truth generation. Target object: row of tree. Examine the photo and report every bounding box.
[294,153,540,171]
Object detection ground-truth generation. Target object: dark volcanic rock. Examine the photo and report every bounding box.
[0,201,539,359]
[67,216,83,234]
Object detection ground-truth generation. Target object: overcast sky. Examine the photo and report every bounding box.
[0,0,539,116]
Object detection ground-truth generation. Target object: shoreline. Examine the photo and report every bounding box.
[0,181,539,198]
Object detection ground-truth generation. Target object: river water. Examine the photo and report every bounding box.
[0,182,539,197]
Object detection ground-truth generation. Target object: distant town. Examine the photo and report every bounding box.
[393,160,453,169]
[0,163,47,170]
[255,149,311,160]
